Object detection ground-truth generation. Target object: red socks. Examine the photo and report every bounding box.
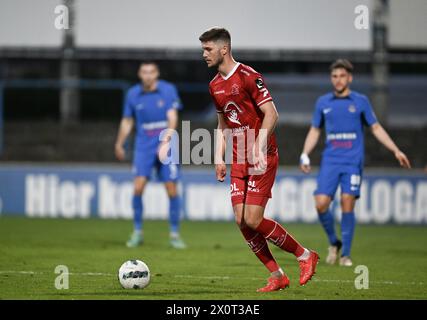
[240,225,280,273]
[239,218,307,273]
[255,218,305,257]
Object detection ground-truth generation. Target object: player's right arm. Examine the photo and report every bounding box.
[215,113,227,182]
[115,117,134,161]
[300,126,321,173]
[300,98,323,173]
[115,89,135,161]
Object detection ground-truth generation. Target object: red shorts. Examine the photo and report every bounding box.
[230,153,278,208]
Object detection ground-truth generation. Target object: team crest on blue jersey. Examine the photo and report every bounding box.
[348,104,356,113]
[157,99,165,108]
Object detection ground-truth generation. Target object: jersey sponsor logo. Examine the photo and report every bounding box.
[224,101,243,125]
[142,120,168,130]
[230,182,239,192]
[323,108,332,114]
[231,125,249,136]
[348,104,356,113]
[157,99,165,108]
[214,90,225,95]
[248,180,260,193]
[255,78,264,89]
[327,132,357,140]
[230,182,244,197]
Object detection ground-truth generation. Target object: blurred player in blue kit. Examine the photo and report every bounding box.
[115,62,186,249]
[300,59,411,266]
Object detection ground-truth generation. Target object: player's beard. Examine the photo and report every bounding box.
[143,79,157,91]
[211,55,224,69]
[334,84,348,95]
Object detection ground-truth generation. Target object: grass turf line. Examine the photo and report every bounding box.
[0,216,426,300]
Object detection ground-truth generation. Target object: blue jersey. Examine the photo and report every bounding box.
[312,91,377,166]
[123,80,182,152]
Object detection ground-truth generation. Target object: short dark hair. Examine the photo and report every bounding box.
[199,27,231,46]
[139,61,159,69]
[330,59,354,73]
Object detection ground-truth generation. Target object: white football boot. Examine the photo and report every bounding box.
[325,240,342,265]
[339,256,353,267]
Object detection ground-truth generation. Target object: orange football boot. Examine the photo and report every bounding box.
[299,250,319,286]
[257,274,290,292]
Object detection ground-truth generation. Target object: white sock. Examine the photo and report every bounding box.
[297,248,311,261]
[271,268,284,278]
[170,232,180,239]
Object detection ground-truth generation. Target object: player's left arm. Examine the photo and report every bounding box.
[245,72,278,170]
[362,96,411,169]
[370,123,411,168]
[158,108,178,162]
[254,101,279,170]
[165,108,178,137]
[257,101,279,148]
[215,113,228,182]
[158,85,181,161]
[163,85,181,141]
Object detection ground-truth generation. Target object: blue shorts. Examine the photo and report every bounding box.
[132,150,179,182]
[314,163,363,198]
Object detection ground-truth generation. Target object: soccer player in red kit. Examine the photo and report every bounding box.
[199,27,319,292]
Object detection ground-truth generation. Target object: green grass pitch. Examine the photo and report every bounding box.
[0,216,426,300]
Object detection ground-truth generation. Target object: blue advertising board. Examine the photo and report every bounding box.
[0,164,426,224]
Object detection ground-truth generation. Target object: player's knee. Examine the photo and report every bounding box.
[134,179,147,195]
[233,204,244,228]
[133,189,144,196]
[134,187,144,196]
[165,183,178,197]
[315,200,330,213]
[244,215,262,230]
[134,183,146,195]
[341,195,355,212]
[167,189,178,198]
[235,216,244,228]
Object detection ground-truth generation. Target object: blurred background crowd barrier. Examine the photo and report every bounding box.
[0,0,426,222]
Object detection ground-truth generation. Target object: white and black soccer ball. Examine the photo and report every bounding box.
[118,260,150,289]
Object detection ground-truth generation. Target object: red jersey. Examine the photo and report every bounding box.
[209,62,278,178]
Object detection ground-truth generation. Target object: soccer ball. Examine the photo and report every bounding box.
[118,260,150,289]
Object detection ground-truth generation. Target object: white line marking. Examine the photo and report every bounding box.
[174,274,425,286]
[0,271,42,275]
[0,271,424,286]
[0,271,112,276]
